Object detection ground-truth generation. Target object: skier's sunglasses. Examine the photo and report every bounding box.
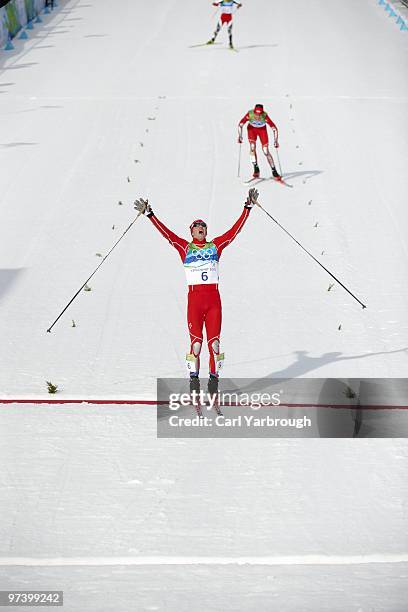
[192,222,207,228]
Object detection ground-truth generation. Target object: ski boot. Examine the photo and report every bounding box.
[189,373,200,394]
[190,374,203,418]
[208,374,218,395]
[208,374,223,416]
[229,42,234,50]
[206,38,215,45]
[272,167,281,179]
[253,164,260,178]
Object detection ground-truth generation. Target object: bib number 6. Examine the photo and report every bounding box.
[201,271,208,282]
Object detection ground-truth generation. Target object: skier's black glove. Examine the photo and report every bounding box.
[244,188,259,209]
[134,198,153,217]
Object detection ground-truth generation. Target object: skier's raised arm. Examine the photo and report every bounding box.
[134,198,188,260]
[213,188,258,256]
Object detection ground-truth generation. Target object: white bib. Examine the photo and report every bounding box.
[184,243,219,286]
[221,5,235,15]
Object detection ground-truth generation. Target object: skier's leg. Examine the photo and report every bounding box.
[260,129,280,177]
[250,141,258,165]
[247,126,259,177]
[228,22,233,48]
[262,145,280,177]
[188,334,202,375]
[208,21,221,44]
[187,292,205,376]
[251,143,260,177]
[262,144,275,168]
[205,291,223,376]
[248,125,259,178]
[251,142,260,177]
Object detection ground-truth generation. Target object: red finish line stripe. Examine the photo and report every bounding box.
[0,399,164,405]
[0,399,407,410]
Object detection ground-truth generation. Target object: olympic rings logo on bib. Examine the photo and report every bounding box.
[191,247,214,261]
[184,243,219,266]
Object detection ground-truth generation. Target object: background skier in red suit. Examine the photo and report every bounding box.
[238,103,280,179]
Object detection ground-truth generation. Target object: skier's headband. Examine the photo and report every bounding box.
[254,104,264,113]
[190,220,207,231]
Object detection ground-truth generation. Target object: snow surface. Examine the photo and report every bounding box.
[1,405,408,611]
[0,0,408,610]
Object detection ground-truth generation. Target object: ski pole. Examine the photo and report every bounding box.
[47,211,143,333]
[275,148,283,177]
[237,141,242,177]
[255,201,367,309]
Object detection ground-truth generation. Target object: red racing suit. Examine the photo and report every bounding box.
[239,110,278,147]
[148,207,251,375]
[213,0,240,24]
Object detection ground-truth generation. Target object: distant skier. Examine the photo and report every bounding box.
[134,188,258,385]
[207,0,242,49]
[238,104,280,179]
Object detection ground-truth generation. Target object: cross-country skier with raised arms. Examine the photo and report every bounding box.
[134,189,258,390]
[207,0,242,50]
[238,103,280,179]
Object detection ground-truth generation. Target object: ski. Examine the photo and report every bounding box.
[189,42,221,48]
[189,42,238,51]
[195,403,204,418]
[243,176,293,188]
[274,176,293,188]
[242,177,265,185]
